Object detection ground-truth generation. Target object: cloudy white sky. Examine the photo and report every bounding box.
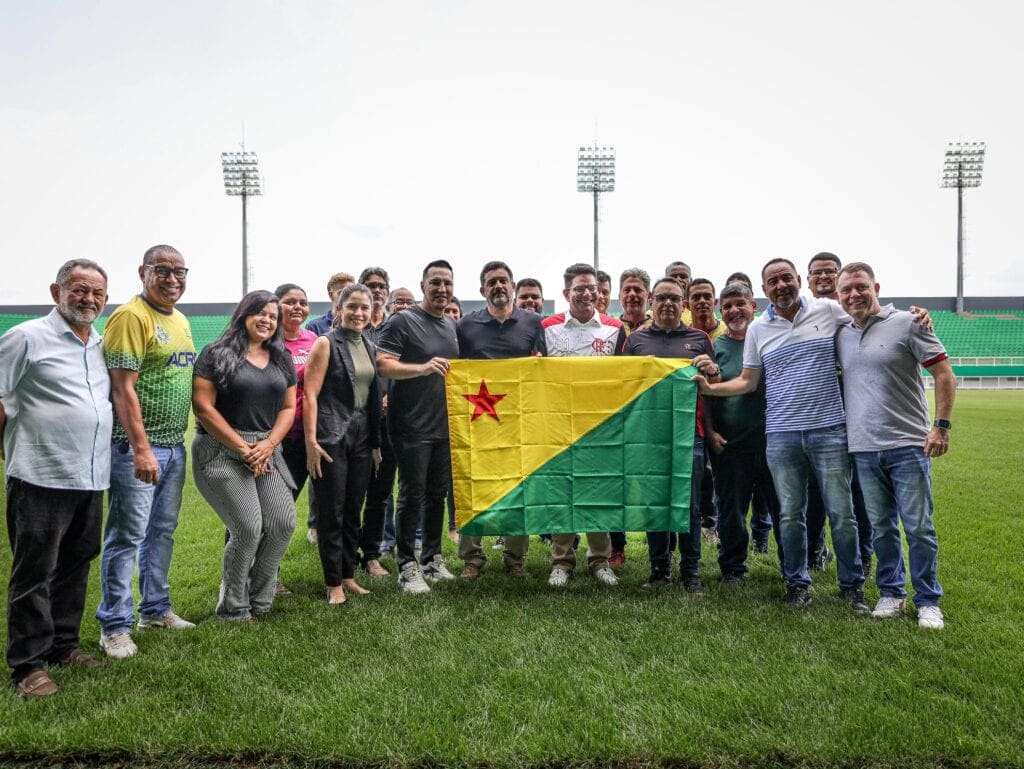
[2,1,1021,307]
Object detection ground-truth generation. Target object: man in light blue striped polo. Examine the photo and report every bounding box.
[694,258,865,611]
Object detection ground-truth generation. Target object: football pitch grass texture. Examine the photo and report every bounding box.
[0,391,1022,769]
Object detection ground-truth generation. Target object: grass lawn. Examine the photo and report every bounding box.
[1,390,1022,769]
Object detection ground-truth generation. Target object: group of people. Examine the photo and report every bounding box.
[1,246,955,700]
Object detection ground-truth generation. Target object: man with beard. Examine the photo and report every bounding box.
[377,261,460,594]
[704,282,783,585]
[694,258,867,611]
[2,260,112,697]
[456,261,546,579]
[664,261,694,326]
[514,278,545,314]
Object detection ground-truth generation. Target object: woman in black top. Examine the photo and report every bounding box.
[192,290,298,621]
[304,284,382,605]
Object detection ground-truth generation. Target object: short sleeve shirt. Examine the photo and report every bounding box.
[712,334,766,452]
[194,349,296,433]
[103,294,194,446]
[376,305,459,442]
[284,329,318,438]
[457,307,547,360]
[542,312,626,358]
[838,305,948,452]
[742,297,848,433]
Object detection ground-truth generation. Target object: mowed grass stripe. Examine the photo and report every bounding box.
[0,390,1022,769]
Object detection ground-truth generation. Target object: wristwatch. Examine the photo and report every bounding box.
[933,419,952,430]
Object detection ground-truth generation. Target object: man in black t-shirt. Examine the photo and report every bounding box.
[455,261,546,580]
[377,261,460,594]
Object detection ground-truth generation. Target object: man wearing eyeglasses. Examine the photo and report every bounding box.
[541,263,626,588]
[623,277,720,593]
[97,245,196,659]
[804,252,874,580]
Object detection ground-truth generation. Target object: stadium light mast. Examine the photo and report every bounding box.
[221,147,263,295]
[577,145,615,270]
[940,141,985,314]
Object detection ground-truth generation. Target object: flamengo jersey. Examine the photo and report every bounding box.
[104,294,195,446]
[742,297,848,433]
[542,312,626,358]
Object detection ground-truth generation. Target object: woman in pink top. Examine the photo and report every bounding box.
[275,284,320,544]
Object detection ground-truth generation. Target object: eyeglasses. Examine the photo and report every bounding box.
[147,265,189,279]
[570,285,598,295]
[365,281,388,290]
[808,268,838,277]
[388,298,414,307]
[653,293,683,303]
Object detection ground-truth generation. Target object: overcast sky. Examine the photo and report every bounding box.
[2,1,1021,308]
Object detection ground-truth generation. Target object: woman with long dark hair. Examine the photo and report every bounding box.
[192,290,297,621]
[304,283,382,605]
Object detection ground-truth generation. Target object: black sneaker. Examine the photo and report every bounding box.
[753,540,769,554]
[784,585,812,608]
[721,573,745,588]
[641,571,671,590]
[810,544,834,571]
[840,587,870,614]
[681,575,706,595]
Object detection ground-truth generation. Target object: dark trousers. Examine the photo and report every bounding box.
[750,486,774,546]
[393,437,451,568]
[710,449,784,576]
[6,478,102,684]
[281,434,317,525]
[365,429,397,558]
[647,438,704,576]
[311,413,373,585]
[806,465,873,566]
[700,459,717,530]
[609,530,627,551]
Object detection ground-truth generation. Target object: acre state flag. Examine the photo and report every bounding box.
[445,356,697,536]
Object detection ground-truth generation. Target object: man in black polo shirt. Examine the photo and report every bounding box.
[456,261,547,580]
[622,276,720,592]
[376,260,460,595]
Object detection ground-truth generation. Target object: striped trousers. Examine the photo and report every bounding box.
[192,431,296,621]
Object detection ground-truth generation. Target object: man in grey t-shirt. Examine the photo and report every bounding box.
[836,262,956,630]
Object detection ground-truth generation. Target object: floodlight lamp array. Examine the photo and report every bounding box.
[577,146,616,192]
[941,141,986,188]
[222,151,263,196]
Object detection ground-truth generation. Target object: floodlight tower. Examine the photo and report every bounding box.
[577,145,615,270]
[940,141,985,314]
[221,148,263,295]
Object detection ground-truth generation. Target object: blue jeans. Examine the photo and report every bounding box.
[766,425,863,591]
[710,449,783,577]
[853,447,942,607]
[97,444,186,634]
[647,438,704,576]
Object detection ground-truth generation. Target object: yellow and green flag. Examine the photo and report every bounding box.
[446,356,697,536]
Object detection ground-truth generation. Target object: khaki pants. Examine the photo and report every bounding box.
[458,534,530,569]
[550,532,611,573]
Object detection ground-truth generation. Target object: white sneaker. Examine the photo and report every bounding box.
[306,528,318,545]
[421,556,455,582]
[917,605,945,630]
[872,596,906,619]
[100,632,138,659]
[398,561,431,595]
[137,610,196,630]
[548,568,571,588]
[593,567,620,587]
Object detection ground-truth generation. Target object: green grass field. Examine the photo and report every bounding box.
[1,391,1022,769]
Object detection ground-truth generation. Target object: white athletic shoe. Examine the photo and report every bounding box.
[548,568,571,588]
[421,556,455,582]
[917,605,945,630]
[593,566,620,587]
[398,561,431,595]
[99,632,138,659]
[137,610,196,630]
[871,596,906,619]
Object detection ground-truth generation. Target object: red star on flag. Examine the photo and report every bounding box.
[463,379,507,422]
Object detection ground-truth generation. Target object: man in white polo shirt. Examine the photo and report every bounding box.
[695,258,866,611]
